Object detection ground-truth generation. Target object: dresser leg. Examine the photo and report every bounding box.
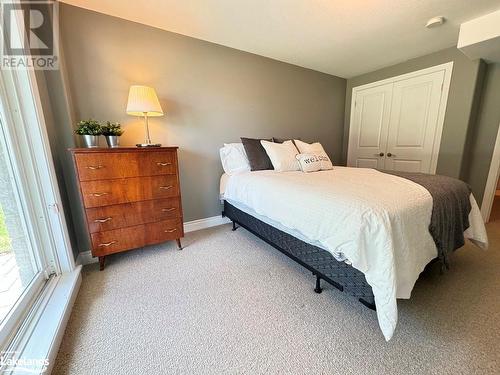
[99,256,106,271]
[176,238,183,250]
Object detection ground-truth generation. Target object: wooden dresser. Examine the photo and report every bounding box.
[70,147,183,270]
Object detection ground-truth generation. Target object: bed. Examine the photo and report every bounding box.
[220,167,488,340]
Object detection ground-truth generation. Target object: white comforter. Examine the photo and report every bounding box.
[223,168,488,340]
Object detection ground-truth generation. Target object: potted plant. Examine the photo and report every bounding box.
[101,122,124,148]
[75,119,102,148]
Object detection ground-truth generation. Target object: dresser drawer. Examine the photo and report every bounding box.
[86,197,182,233]
[91,218,183,256]
[75,151,177,181]
[80,175,179,208]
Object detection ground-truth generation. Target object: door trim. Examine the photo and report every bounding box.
[348,61,454,174]
[480,122,500,222]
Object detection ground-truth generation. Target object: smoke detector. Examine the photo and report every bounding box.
[426,16,446,28]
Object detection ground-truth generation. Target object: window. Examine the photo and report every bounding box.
[0,3,77,370]
[0,81,55,349]
[0,119,43,326]
[0,24,75,356]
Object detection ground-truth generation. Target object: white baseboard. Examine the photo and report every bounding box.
[183,215,231,233]
[76,215,231,266]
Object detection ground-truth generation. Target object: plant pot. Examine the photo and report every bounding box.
[105,135,119,148]
[82,135,99,148]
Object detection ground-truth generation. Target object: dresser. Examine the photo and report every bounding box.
[70,147,184,270]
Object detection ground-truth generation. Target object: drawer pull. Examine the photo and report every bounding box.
[157,162,172,166]
[91,192,109,197]
[161,207,176,212]
[159,185,173,190]
[98,241,116,247]
[86,165,104,170]
[94,217,112,223]
[164,228,177,233]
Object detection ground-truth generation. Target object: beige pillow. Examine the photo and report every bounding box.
[296,153,322,172]
[260,140,300,172]
[294,140,333,170]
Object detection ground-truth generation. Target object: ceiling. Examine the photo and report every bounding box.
[59,0,500,78]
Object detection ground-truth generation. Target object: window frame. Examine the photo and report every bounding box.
[0,5,76,351]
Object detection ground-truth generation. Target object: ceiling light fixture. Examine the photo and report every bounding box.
[426,16,446,28]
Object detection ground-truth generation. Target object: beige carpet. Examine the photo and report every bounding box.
[53,222,500,374]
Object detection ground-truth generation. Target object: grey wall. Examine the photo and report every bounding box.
[54,4,346,253]
[463,63,500,205]
[33,4,87,257]
[343,48,484,180]
[36,69,82,258]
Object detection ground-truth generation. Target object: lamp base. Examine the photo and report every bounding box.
[136,143,162,148]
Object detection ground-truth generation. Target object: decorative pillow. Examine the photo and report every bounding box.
[241,137,273,171]
[260,140,300,172]
[296,153,322,173]
[294,140,333,170]
[219,143,251,175]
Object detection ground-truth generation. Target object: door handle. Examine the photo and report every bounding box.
[91,192,109,197]
[387,152,394,157]
[94,217,112,223]
[98,241,116,247]
[376,152,384,157]
[161,207,177,212]
[86,165,104,170]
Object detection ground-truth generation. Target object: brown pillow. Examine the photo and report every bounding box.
[240,137,274,171]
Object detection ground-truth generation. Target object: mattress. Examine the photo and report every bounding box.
[225,198,351,262]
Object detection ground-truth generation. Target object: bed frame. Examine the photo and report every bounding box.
[223,200,376,310]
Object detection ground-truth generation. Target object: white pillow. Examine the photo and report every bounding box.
[296,153,322,173]
[294,140,333,170]
[219,143,251,175]
[260,140,300,172]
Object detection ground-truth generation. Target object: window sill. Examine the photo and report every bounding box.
[3,266,82,374]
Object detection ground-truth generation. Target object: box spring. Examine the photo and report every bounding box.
[223,200,376,310]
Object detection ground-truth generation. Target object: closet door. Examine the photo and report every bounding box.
[347,83,392,169]
[384,70,445,173]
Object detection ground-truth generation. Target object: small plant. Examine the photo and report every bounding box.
[101,121,124,136]
[75,119,102,135]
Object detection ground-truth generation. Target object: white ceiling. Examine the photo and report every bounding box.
[60,0,500,78]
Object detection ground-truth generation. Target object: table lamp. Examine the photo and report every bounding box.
[126,85,164,147]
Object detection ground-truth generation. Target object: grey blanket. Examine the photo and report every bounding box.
[382,170,471,268]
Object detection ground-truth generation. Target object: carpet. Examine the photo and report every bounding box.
[53,222,500,374]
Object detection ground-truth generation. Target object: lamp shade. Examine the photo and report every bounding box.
[126,85,164,117]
